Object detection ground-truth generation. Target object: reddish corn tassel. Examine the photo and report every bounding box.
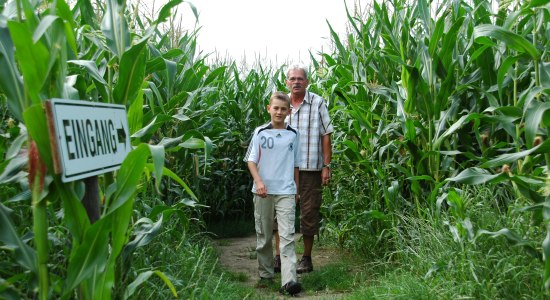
[28,140,47,191]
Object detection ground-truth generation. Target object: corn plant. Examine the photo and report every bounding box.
[315,0,550,290]
[443,0,550,288]
[0,0,200,298]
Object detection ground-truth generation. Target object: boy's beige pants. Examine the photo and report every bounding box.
[253,194,297,286]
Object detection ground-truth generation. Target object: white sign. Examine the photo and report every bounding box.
[46,99,131,182]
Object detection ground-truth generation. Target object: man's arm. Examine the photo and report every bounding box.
[294,166,300,204]
[321,133,332,185]
[248,161,267,198]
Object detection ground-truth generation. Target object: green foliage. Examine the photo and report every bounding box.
[0,0,198,298]
[300,262,365,293]
[126,218,256,299]
[348,273,436,300]
[1,0,550,298]
[318,0,550,296]
[0,203,36,272]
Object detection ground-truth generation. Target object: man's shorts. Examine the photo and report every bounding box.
[298,171,323,236]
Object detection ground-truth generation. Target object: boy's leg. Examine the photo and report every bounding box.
[254,194,275,279]
[274,194,297,286]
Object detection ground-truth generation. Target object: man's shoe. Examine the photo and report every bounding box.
[297,256,313,274]
[279,280,302,295]
[274,255,281,273]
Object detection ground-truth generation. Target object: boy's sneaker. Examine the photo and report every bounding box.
[279,280,302,295]
[297,256,313,274]
[274,255,281,273]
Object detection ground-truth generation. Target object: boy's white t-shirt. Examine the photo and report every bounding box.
[246,123,300,195]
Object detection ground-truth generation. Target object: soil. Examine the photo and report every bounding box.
[214,233,348,299]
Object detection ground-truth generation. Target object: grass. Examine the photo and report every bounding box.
[382,186,544,299]
[348,272,436,300]
[225,270,249,283]
[127,219,257,299]
[195,185,546,299]
[309,184,546,300]
[301,262,365,292]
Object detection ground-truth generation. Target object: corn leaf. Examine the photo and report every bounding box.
[446,167,507,185]
[156,165,198,201]
[63,217,110,295]
[7,21,48,105]
[101,0,130,58]
[68,60,107,84]
[480,138,550,168]
[22,104,54,172]
[148,144,165,193]
[124,269,177,299]
[473,24,540,59]
[0,26,25,121]
[525,102,550,148]
[107,144,149,214]
[477,228,532,246]
[113,40,147,105]
[123,215,164,255]
[0,203,37,273]
[541,62,550,88]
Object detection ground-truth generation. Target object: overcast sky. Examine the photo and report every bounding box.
[142,0,356,65]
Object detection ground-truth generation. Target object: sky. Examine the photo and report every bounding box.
[143,0,355,65]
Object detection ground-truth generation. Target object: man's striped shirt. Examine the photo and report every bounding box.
[286,91,334,171]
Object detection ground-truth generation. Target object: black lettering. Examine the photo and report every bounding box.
[109,120,117,153]
[101,120,111,154]
[63,120,75,160]
[86,119,95,157]
[95,120,104,155]
[75,119,89,158]
[70,120,80,159]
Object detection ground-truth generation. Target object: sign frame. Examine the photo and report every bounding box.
[45,99,131,182]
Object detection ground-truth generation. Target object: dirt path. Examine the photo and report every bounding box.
[214,233,348,299]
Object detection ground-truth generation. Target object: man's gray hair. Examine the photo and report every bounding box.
[286,63,308,80]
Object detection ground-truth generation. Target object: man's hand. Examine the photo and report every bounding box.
[322,167,331,185]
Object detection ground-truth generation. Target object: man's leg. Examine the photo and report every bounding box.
[297,171,322,273]
[275,232,280,255]
[302,235,313,256]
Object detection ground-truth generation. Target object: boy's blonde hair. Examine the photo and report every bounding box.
[269,91,291,107]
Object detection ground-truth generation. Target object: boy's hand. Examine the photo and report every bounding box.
[255,180,267,198]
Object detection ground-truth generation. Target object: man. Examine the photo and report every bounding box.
[274,64,333,274]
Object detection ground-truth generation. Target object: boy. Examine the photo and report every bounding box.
[245,91,302,295]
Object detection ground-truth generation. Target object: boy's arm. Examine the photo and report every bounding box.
[248,161,267,198]
[294,167,299,204]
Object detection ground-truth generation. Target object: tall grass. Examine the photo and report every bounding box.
[324,185,543,299]
[125,218,256,299]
